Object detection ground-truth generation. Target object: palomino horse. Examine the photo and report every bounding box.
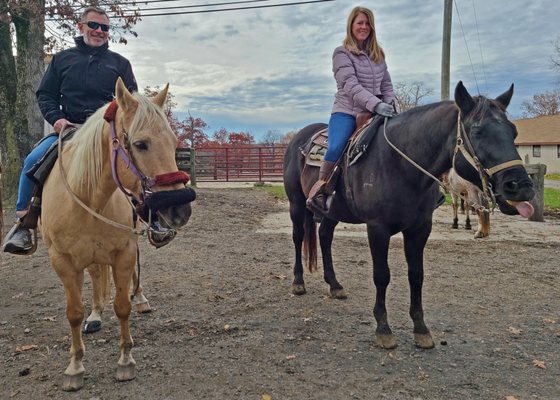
[283,81,534,350]
[40,78,195,391]
[443,168,490,238]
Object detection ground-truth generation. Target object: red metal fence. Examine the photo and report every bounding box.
[176,145,287,182]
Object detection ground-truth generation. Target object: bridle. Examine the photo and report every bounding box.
[382,107,523,213]
[58,101,192,248]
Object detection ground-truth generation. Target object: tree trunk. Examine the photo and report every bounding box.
[0,11,19,199]
[13,2,45,154]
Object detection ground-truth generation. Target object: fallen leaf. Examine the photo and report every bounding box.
[286,354,296,360]
[15,344,37,353]
[543,318,556,324]
[507,326,522,335]
[43,316,57,322]
[505,396,519,400]
[163,318,175,326]
[532,359,546,369]
[273,274,287,280]
[262,394,272,400]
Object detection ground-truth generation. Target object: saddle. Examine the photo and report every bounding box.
[19,126,78,231]
[301,112,385,169]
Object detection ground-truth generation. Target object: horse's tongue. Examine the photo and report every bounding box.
[509,201,534,218]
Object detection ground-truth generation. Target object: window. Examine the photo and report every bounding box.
[533,145,541,158]
[557,145,560,158]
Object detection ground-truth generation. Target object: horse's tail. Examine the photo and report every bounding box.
[302,211,318,273]
[99,265,112,304]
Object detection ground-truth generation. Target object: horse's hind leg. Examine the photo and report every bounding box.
[451,194,459,229]
[112,251,137,382]
[319,218,346,299]
[403,223,435,349]
[84,264,111,334]
[131,268,151,313]
[52,257,87,391]
[290,201,307,295]
[367,226,396,349]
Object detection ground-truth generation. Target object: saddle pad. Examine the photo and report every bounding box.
[301,127,329,167]
[301,117,376,168]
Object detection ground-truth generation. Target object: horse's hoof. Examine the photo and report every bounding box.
[414,333,435,349]
[134,301,152,314]
[292,284,306,296]
[474,231,487,239]
[116,363,136,382]
[83,320,101,334]
[451,224,458,229]
[376,333,397,349]
[329,288,347,300]
[62,372,84,391]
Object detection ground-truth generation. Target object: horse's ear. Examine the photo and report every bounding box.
[115,77,138,114]
[495,83,514,109]
[152,83,169,109]
[454,81,475,116]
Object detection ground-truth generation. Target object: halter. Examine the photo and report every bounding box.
[381,107,523,213]
[451,112,523,209]
[103,100,191,247]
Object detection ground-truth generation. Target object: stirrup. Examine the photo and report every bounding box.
[2,221,38,256]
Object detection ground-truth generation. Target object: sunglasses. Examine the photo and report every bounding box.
[84,21,110,32]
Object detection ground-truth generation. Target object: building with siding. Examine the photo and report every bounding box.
[514,114,560,173]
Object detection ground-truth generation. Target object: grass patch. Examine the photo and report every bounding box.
[254,183,287,201]
[545,173,560,181]
[544,188,560,209]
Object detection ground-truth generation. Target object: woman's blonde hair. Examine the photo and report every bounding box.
[342,6,385,63]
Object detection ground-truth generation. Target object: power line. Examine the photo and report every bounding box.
[453,0,480,94]
[46,0,333,20]
[109,0,274,14]
[471,0,488,94]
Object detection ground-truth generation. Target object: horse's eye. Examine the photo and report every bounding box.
[133,141,148,151]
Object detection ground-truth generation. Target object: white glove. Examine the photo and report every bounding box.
[374,102,395,117]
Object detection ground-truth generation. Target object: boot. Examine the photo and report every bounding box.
[306,160,337,213]
[2,222,33,254]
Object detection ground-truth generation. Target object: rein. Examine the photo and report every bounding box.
[382,110,522,214]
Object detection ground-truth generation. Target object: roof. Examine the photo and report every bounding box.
[513,114,560,145]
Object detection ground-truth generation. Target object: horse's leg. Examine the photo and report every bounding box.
[451,193,459,229]
[52,257,87,391]
[403,222,435,349]
[318,218,346,299]
[84,264,111,334]
[290,201,307,295]
[131,267,151,313]
[464,199,472,230]
[112,251,137,382]
[475,210,490,238]
[366,226,396,349]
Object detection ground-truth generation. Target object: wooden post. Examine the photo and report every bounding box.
[524,163,547,222]
[190,147,197,187]
[441,0,452,101]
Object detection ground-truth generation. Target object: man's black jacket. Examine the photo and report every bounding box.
[36,36,138,126]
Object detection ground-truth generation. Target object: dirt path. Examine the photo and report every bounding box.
[1,187,559,399]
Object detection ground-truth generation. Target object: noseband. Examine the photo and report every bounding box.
[103,101,193,247]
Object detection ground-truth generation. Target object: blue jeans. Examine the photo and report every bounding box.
[324,112,356,162]
[16,135,58,214]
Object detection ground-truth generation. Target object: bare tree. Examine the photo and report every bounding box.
[261,129,282,145]
[393,81,434,112]
[520,90,560,117]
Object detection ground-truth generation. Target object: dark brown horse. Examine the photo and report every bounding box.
[283,81,534,349]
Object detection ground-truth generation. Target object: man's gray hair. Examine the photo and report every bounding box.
[80,6,109,21]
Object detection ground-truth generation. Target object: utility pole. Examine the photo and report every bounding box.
[441,0,452,100]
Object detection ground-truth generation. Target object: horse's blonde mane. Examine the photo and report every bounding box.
[65,93,172,193]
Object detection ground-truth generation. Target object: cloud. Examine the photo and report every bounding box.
[108,0,560,139]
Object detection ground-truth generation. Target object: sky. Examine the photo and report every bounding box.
[106,0,560,141]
